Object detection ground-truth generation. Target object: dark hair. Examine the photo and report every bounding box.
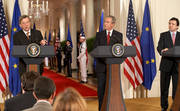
[19,15,30,24]
[21,71,40,91]
[105,15,116,24]
[66,40,71,43]
[169,17,179,26]
[34,76,56,99]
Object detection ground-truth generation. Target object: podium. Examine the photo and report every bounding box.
[91,45,136,111]
[162,46,180,111]
[12,45,55,72]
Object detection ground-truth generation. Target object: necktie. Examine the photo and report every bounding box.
[172,32,175,45]
[107,31,110,45]
[26,32,29,39]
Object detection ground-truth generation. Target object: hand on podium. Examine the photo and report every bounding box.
[40,39,47,46]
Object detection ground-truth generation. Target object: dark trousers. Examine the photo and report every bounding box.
[97,72,106,111]
[64,58,72,77]
[160,65,178,110]
[56,55,62,72]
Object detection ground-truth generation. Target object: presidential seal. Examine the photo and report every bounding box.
[26,43,40,57]
[112,43,124,57]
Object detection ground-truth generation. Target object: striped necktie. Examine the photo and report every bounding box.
[172,32,175,45]
[26,32,29,39]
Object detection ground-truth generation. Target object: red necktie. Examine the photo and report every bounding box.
[172,32,175,45]
[107,32,110,45]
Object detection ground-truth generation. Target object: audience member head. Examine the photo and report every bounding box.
[169,17,179,32]
[21,71,40,92]
[33,76,56,104]
[19,15,31,31]
[53,87,87,111]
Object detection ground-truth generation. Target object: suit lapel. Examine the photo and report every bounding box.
[175,31,180,46]
[102,30,107,45]
[20,30,28,41]
[109,30,116,45]
[110,30,115,43]
[21,30,30,41]
[30,29,34,41]
[21,30,26,37]
[167,31,173,47]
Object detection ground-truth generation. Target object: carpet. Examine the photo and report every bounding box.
[42,68,97,98]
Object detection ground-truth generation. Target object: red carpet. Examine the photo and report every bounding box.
[42,68,97,98]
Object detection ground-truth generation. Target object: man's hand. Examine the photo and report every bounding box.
[40,40,47,46]
[77,56,80,60]
[161,48,168,53]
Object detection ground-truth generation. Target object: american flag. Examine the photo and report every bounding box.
[0,0,10,92]
[124,0,143,89]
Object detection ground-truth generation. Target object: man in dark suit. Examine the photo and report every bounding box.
[63,40,72,77]
[157,17,180,111]
[94,15,123,111]
[13,15,47,76]
[4,71,40,111]
[23,76,56,111]
[55,37,62,73]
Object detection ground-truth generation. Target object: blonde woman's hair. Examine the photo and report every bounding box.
[53,87,87,111]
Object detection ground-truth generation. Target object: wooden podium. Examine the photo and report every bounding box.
[162,46,180,111]
[12,45,55,72]
[91,45,136,111]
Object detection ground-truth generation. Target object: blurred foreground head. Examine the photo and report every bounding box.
[53,87,87,111]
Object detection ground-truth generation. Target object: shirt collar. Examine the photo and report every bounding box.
[170,31,177,37]
[23,30,31,36]
[36,100,51,105]
[106,29,113,36]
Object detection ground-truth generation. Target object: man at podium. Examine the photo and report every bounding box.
[157,17,180,111]
[13,15,47,76]
[93,15,123,111]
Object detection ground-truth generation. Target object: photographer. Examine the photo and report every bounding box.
[63,40,72,77]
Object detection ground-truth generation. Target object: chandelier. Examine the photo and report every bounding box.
[28,0,49,19]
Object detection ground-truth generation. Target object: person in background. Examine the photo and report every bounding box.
[23,76,56,111]
[63,40,72,77]
[52,87,87,111]
[93,15,123,111]
[157,17,180,111]
[77,34,88,83]
[4,71,40,111]
[55,38,62,73]
[13,15,47,76]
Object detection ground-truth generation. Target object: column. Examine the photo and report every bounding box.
[109,0,120,31]
[69,2,77,69]
[60,8,66,41]
[85,0,95,74]
[85,0,95,39]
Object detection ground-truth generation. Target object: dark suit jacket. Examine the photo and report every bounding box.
[13,29,43,75]
[157,31,180,72]
[4,91,36,111]
[94,30,123,73]
[13,29,43,45]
